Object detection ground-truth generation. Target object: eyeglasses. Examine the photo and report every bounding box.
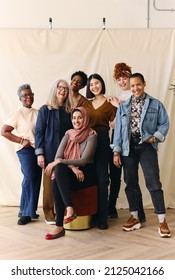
[57,85,69,92]
[20,93,34,98]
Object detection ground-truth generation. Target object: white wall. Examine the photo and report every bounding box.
[0,0,175,29]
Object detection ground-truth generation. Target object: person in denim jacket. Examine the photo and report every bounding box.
[111,73,171,238]
[107,62,145,223]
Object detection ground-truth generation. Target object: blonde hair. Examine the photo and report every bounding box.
[46,79,71,112]
[113,62,132,81]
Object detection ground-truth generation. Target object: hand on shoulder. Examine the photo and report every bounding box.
[107,96,120,108]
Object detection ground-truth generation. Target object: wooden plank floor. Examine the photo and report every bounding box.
[0,206,175,260]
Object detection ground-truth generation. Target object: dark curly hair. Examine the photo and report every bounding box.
[71,71,88,88]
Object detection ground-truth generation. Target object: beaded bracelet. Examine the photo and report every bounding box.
[20,138,24,145]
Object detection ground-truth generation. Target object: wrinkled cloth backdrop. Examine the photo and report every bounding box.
[0,29,175,208]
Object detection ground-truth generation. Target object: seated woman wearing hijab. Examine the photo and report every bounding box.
[44,107,97,240]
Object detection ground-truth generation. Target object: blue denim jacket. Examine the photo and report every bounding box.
[111,93,169,156]
[35,105,72,164]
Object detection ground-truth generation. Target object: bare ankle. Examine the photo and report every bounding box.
[66,206,74,217]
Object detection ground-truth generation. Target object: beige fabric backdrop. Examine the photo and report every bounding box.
[0,29,175,208]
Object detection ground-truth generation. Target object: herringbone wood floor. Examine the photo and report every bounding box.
[0,206,175,260]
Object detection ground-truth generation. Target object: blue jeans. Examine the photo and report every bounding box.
[122,139,166,214]
[16,147,42,217]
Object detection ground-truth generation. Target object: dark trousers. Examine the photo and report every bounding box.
[94,129,111,223]
[122,139,166,214]
[52,163,97,226]
[108,147,122,212]
[108,130,145,221]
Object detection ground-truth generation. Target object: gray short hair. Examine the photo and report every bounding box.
[17,84,32,98]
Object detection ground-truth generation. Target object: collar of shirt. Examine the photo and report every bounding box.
[131,92,146,104]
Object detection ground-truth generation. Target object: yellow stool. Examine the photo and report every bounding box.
[64,185,97,230]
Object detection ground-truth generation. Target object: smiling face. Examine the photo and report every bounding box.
[89,78,102,96]
[56,81,69,105]
[70,75,83,92]
[130,76,146,98]
[116,76,130,91]
[72,110,84,130]
[20,89,34,108]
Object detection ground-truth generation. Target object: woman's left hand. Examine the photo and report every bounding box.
[107,96,120,108]
[72,166,84,182]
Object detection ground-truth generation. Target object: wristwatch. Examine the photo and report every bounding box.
[152,136,159,143]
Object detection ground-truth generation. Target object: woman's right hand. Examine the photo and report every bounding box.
[37,155,45,169]
[113,153,122,168]
[45,162,56,176]
[21,139,31,148]
[45,159,61,176]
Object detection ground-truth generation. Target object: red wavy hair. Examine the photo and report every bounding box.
[113,62,132,80]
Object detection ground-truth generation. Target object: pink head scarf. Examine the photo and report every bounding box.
[63,107,90,160]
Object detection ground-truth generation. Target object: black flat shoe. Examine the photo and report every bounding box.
[45,228,65,240]
[18,212,39,219]
[17,216,31,225]
[108,210,118,219]
[108,208,118,219]
[31,214,40,220]
[98,222,108,230]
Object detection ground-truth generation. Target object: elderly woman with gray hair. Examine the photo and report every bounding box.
[35,79,72,224]
[1,84,42,225]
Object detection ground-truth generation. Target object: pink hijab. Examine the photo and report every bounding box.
[63,107,90,160]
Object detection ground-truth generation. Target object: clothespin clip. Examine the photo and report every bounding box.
[49,17,52,29]
[103,17,106,30]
